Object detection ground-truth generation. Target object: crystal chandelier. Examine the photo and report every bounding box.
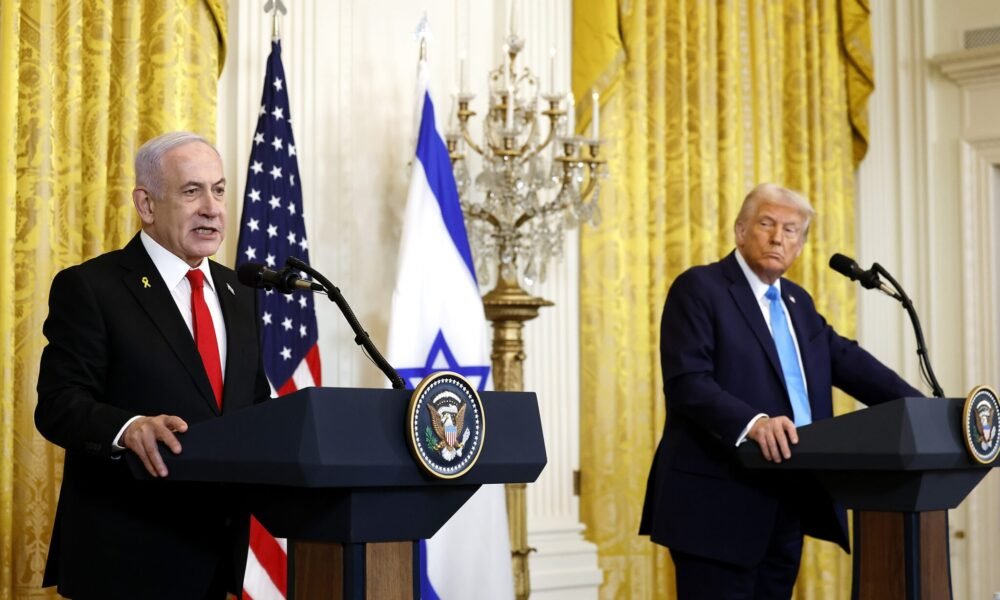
[446,32,606,288]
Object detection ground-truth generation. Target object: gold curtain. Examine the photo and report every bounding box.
[0,2,226,597]
[574,0,873,598]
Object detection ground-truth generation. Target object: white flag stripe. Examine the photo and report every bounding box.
[290,358,317,390]
[386,55,515,600]
[386,168,486,363]
[244,548,284,600]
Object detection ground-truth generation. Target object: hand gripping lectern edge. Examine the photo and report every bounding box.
[127,386,547,600]
[737,397,996,600]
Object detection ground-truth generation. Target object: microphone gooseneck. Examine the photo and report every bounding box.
[828,254,945,398]
[284,255,406,390]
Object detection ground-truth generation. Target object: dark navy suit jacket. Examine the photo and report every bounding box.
[35,234,271,599]
[639,251,921,566]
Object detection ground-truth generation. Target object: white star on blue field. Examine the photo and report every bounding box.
[396,330,490,391]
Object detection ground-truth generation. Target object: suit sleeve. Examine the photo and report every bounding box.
[660,270,762,446]
[827,328,924,403]
[35,267,136,457]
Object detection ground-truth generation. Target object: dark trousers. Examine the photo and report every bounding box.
[670,503,803,600]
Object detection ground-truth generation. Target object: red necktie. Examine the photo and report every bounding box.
[186,269,223,409]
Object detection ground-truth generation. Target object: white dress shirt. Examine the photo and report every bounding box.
[733,249,809,445]
[112,232,228,449]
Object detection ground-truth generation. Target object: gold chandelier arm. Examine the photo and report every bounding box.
[517,117,558,165]
[459,121,486,157]
[466,205,502,229]
[577,160,606,202]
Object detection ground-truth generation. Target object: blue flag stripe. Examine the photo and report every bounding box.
[414,91,477,285]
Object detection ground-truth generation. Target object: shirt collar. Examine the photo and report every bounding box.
[140,230,216,292]
[734,248,781,302]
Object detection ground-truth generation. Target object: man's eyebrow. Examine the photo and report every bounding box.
[180,178,227,188]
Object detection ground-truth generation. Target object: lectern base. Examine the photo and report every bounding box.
[852,511,952,600]
[289,540,419,600]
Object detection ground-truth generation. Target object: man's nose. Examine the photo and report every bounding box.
[199,195,223,217]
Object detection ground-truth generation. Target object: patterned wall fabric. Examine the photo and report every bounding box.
[0,2,225,597]
[573,1,871,598]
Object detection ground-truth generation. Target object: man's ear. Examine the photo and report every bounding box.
[132,188,155,225]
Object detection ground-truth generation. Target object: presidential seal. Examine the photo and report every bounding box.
[407,372,485,479]
[963,385,1000,465]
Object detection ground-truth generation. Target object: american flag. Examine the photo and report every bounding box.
[235,38,321,600]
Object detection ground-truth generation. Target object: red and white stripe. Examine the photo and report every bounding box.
[243,346,322,600]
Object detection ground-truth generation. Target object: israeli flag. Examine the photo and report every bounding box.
[386,58,515,600]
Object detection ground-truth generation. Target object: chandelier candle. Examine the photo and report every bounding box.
[591,89,600,139]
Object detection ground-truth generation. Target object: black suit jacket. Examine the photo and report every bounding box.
[639,252,922,566]
[35,234,271,599]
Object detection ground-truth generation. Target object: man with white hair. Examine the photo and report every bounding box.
[640,183,922,599]
[36,131,270,599]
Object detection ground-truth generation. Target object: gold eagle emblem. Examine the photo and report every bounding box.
[428,402,467,451]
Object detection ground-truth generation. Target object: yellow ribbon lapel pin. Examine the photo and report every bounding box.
[141,276,151,289]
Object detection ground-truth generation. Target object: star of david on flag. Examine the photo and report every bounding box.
[385,50,515,600]
[396,331,490,391]
[236,39,321,600]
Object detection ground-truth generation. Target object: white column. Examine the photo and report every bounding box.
[522,228,603,598]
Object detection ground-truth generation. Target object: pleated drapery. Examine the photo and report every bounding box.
[0,2,226,597]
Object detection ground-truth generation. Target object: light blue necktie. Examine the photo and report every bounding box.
[765,285,812,426]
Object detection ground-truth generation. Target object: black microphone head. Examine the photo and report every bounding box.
[829,253,861,280]
[236,263,267,289]
[285,255,307,270]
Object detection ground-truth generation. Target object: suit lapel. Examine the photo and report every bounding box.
[119,235,220,414]
[721,253,785,386]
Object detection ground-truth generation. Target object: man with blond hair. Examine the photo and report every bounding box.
[640,183,922,599]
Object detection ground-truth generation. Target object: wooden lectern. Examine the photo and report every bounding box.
[739,398,997,600]
[128,387,547,599]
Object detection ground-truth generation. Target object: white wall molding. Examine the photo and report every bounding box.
[957,139,1000,385]
[936,48,1000,596]
[933,45,1000,86]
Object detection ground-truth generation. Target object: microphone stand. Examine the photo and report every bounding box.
[285,256,407,390]
[871,263,945,398]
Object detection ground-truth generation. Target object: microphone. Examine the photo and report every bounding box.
[236,263,325,294]
[829,253,882,290]
[285,255,406,389]
[828,252,944,397]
